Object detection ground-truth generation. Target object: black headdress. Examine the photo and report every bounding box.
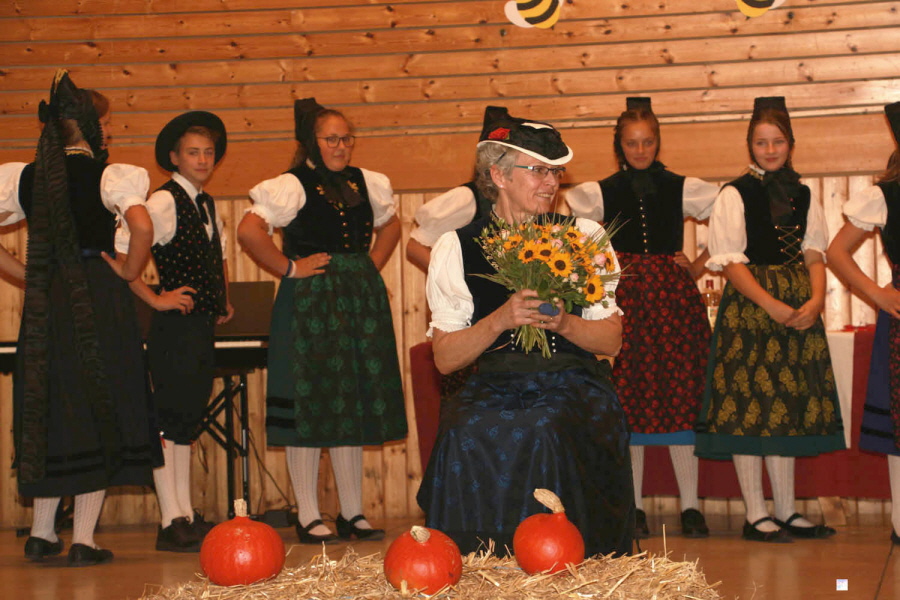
[886,102,900,148]
[626,97,652,112]
[294,97,364,208]
[477,105,573,165]
[18,70,120,485]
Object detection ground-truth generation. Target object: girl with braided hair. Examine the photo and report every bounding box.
[0,70,159,566]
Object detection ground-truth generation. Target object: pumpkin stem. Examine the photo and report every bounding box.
[410,525,432,543]
[533,488,565,514]
[233,498,248,518]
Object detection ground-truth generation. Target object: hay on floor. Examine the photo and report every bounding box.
[140,544,722,600]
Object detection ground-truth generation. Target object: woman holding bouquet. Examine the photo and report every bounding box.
[826,102,900,544]
[238,98,407,544]
[417,107,634,557]
[566,97,718,539]
[695,97,843,542]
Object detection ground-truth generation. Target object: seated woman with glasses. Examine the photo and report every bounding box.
[238,98,408,545]
[417,107,635,557]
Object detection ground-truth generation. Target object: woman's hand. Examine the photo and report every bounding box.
[870,285,900,319]
[495,289,546,331]
[534,298,567,332]
[784,299,822,330]
[287,253,331,278]
[765,300,798,325]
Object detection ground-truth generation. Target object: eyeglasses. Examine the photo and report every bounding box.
[318,135,356,148]
[513,164,566,179]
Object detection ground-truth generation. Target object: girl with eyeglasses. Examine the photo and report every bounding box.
[566,97,718,540]
[238,98,407,545]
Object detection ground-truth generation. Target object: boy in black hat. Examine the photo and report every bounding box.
[118,111,233,552]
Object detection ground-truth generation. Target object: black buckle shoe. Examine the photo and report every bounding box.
[336,514,385,541]
[67,543,114,567]
[773,513,836,539]
[742,517,792,543]
[156,516,201,552]
[191,510,216,539]
[681,508,710,538]
[24,536,64,561]
[634,509,650,539]
[296,519,339,544]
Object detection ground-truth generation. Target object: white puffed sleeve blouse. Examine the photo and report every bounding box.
[247,168,396,234]
[705,174,828,271]
[426,217,623,337]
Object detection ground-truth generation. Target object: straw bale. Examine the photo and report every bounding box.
[140,545,721,600]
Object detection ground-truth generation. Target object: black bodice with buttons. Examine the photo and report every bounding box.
[282,165,374,257]
[878,181,900,265]
[728,173,810,266]
[456,214,595,359]
[597,167,686,255]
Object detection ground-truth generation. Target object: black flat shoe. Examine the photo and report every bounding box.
[336,514,385,541]
[67,543,114,567]
[681,508,710,538]
[742,517,792,543]
[156,517,201,553]
[24,536,64,561]
[296,519,339,545]
[191,510,216,539]
[773,513,836,539]
[634,509,650,539]
[891,530,900,545]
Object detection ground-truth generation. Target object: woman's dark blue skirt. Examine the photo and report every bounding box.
[417,357,634,558]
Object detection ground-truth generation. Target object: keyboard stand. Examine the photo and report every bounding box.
[196,367,252,519]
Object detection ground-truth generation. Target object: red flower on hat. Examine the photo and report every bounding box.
[488,127,511,141]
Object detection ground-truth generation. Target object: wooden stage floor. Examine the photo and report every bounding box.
[2,512,898,599]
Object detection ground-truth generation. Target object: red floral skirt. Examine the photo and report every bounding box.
[613,252,710,435]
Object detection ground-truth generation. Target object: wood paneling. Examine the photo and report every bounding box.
[0,0,896,527]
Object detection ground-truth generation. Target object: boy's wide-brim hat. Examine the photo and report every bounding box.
[155,111,227,171]
[477,105,573,165]
[886,102,900,147]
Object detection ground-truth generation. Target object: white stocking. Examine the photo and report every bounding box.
[153,441,182,528]
[888,454,900,534]
[331,446,371,529]
[630,446,645,510]
[286,446,331,536]
[31,497,61,542]
[734,454,777,531]
[72,489,106,548]
[670,445,700,511]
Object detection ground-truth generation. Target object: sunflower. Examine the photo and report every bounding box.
[584,276,606,304]
[518,239,541,263]
[548,252,573,277]
[502,233,523,251]
[534,240,555,264]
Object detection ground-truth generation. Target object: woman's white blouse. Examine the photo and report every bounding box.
[410,185,478,247]
[247,168,396,234]
[706,182,828,271]
[0,162,149,227]
[842,185,887,232]
[426,217,623,336]
[565,177,719,222]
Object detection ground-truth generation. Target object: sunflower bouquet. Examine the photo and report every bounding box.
[476,215,620,358]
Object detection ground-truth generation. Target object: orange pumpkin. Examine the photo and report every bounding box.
[383,525,462,594]
[200,499,285,586]
[513,488,585,574]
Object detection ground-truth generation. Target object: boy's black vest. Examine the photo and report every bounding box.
[19,155,115,252]
[151,180,226,316]
[282,165,374,257]
[597,168,685,254]
[457,213,594,359]
[878,182,900,265]
[726,173,811,266]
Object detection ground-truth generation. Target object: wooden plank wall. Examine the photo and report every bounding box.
[1,0,898,527]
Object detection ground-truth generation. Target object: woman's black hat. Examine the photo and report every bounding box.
[477,105,573,165]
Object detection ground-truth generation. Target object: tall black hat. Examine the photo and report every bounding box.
[885,102,900,147]
[476,105,572,165]
[626,97,652,112]
[38,69,107,163]
[155,111,227,172]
